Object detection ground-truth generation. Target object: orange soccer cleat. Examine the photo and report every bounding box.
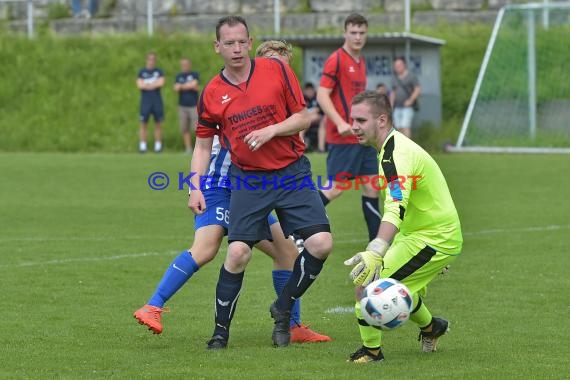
[133,305,169,334]
[290,324,332,343]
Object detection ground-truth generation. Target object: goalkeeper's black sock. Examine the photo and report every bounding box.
[212,265,244,339]
[410,294,433,328]
[362,195,381,241]
[275,249,325,311]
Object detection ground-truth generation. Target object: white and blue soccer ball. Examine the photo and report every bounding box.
[360,278,413,330]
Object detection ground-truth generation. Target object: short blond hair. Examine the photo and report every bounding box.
[255,40,293,61]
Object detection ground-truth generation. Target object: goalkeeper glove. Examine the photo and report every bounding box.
[344,238,389,287]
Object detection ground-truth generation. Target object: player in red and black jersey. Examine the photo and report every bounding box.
[316,13,382,243]
[189,16,332,350]
[196,57,305,171]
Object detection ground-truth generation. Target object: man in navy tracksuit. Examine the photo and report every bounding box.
[137,52,165,153]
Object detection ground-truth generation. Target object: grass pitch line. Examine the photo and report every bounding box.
[324,306,355,314]
[0,235,181,242]
[0,251,179,269]
[2,224,568,244]
[2,224,568,269]
[462,224,570,236]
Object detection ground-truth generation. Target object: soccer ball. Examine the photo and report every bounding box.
[360,278,413,330]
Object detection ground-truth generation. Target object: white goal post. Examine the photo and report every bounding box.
[451,2,570,154]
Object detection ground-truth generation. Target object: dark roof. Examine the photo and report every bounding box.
[260,32,445,47]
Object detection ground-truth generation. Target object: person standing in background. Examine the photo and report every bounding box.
[174,58,200,155]
[390,57,421,139]
[137,52,165,153]
[316,13,382,243]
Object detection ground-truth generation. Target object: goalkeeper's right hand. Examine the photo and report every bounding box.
[343,238,389,287]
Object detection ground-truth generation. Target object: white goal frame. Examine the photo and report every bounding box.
[450,2,570,154]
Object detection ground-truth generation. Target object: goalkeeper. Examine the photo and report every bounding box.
[344,90,463,363]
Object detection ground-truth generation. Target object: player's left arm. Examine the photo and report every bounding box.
[270,110,311,136]
[244,109,310,151]
[244,63,309,150]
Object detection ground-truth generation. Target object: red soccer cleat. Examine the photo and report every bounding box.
[133,305,169,334]
[290,324,332,343]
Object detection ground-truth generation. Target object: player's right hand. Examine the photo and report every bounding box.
[188,189,206,215]
[344,238,390,286]
[344,250,383,287]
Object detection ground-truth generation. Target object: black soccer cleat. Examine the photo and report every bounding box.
[269,302,291,347]
[206,335,228,350]
[418,317,449,352]
[347,346,385,364]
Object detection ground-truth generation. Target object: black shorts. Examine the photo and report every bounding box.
[326,143,378,179]
[140,100,164,123]
[228,156,330,241]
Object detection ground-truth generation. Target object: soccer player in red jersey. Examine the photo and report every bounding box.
[316,14,382,243]
[189,16,332,349]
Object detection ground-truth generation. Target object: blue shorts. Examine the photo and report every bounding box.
[194,187,279,234]
[228,156,330,241]
[194,187,231,233]
[327,143,378,179]
[140,99,164,123]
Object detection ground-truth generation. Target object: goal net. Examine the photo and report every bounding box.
[453,2,570,153]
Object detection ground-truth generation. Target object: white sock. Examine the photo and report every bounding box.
[154,141,162,152]
[139,141,147,151]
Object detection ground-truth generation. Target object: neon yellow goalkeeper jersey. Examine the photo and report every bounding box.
[378,129,463,255]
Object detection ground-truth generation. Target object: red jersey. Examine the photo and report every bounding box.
[196,58,306,171]
[319,48,367,144]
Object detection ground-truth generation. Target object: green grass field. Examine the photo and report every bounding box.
[1,152,569,379]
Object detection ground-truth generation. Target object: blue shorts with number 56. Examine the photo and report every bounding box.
[194,188,231,233]
[194,187,278,234]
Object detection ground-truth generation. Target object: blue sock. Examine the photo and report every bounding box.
[272,270,301,327]
[148,250,199,308]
